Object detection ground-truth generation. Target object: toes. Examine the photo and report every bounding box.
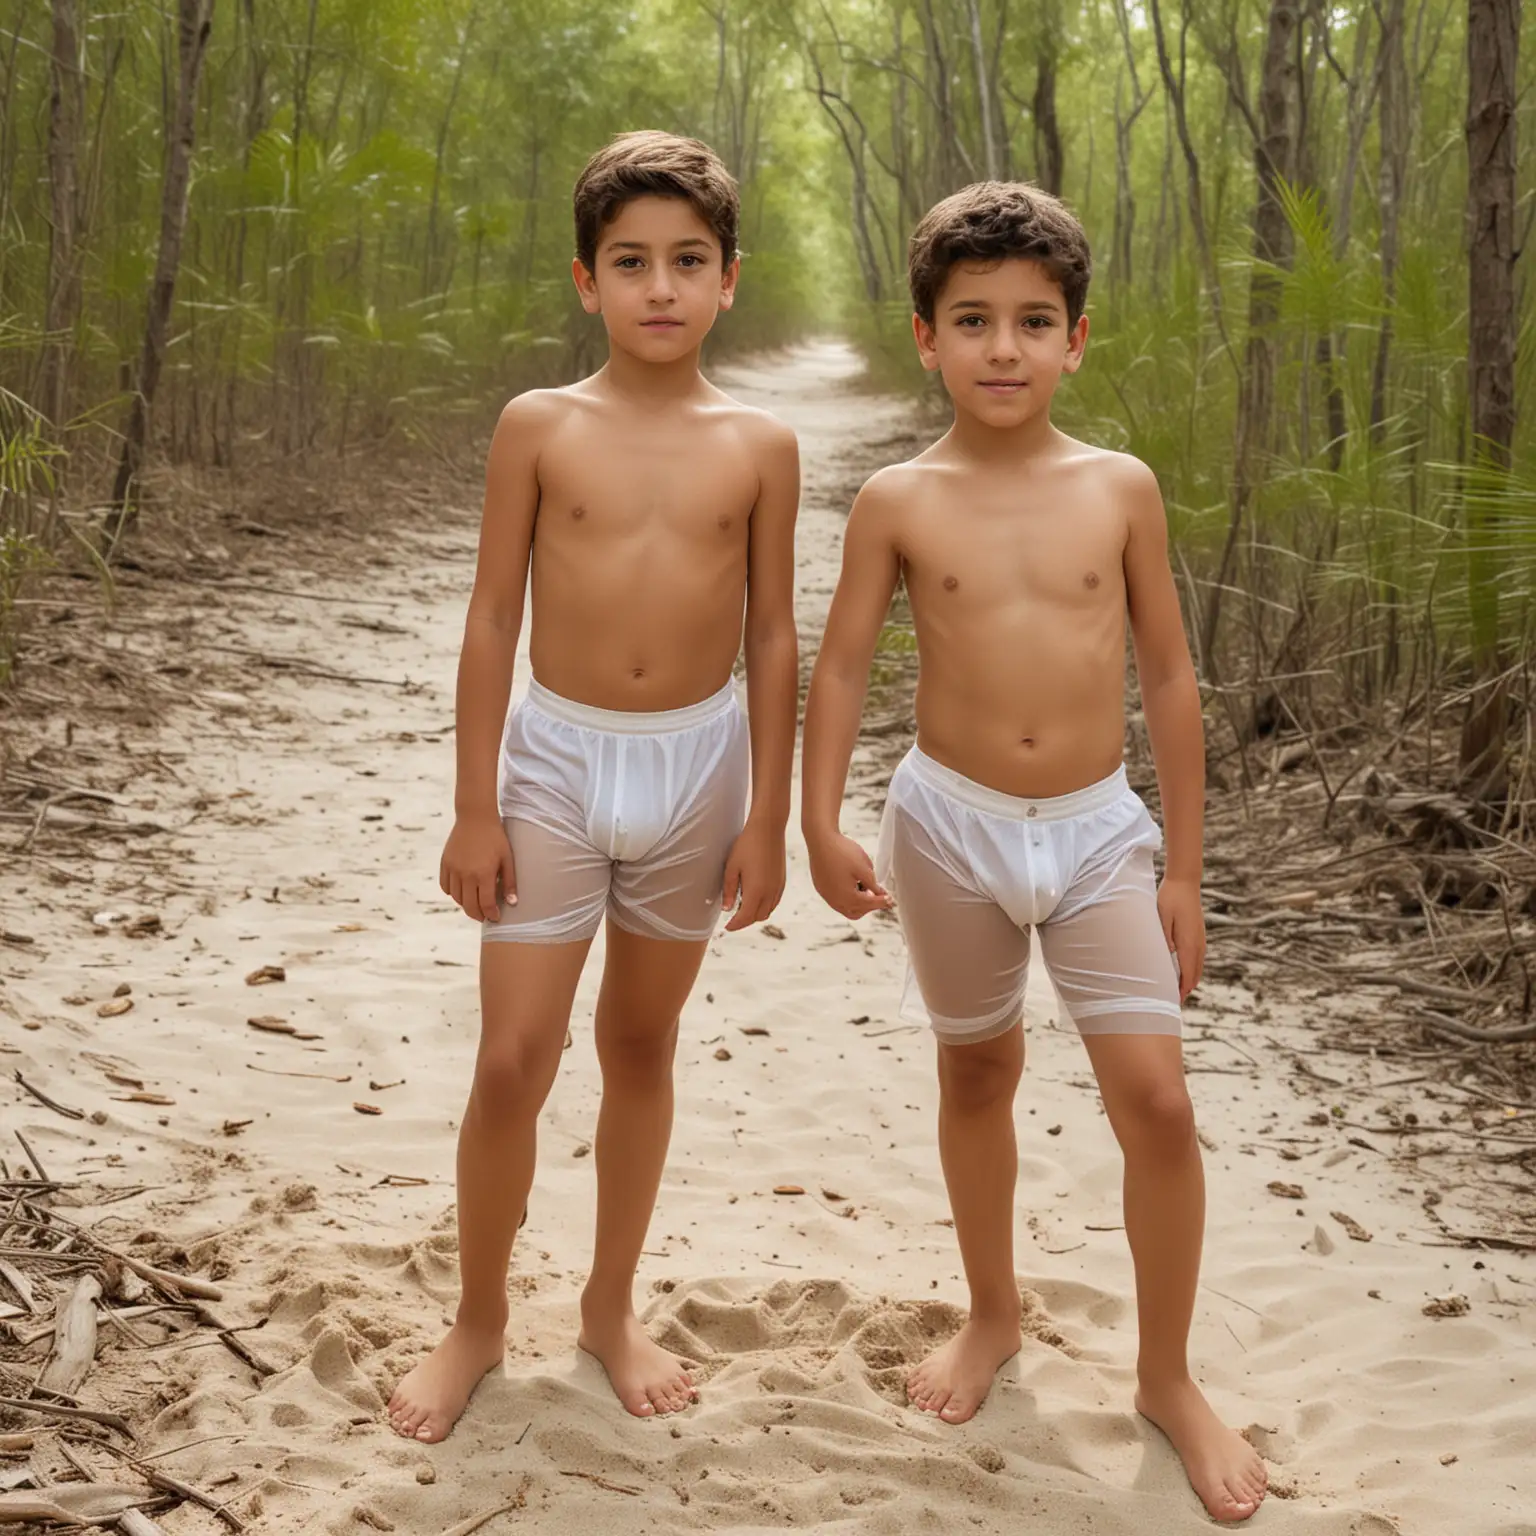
[416,1417,449,1444]
[926,1388,953,1417]
[621,1390,656,1418]
[940,1396,976,1424]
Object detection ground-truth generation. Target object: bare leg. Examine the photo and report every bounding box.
[1083,1032,1267,1523]
[577,919,709,1417]
[388,936,591,1443]
[907,1022,1025,1424]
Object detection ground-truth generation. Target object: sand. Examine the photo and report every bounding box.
[2,343,1533,1535]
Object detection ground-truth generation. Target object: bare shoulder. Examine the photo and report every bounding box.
[708,391,799,462]
[494,384,583,441]
[1066,439,1162,501]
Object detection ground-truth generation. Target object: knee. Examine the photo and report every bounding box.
[470,1039,555,1115]
[939,1040,1023,1114]
[597,1018,678,1083]
[1113,1082,1196,1159]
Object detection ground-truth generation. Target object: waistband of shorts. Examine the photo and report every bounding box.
[523,676,739,734]
[901,747,1131,822]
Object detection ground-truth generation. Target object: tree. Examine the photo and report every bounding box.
[106,0,215,536]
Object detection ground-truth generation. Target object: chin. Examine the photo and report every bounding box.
[629,326,699,359]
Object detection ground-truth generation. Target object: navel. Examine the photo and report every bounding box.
[942,575,959,591]
[631,667,646,681]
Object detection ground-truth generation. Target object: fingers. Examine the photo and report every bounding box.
[723,880,784,932]
[720,856,741,915]
[500,847,518,911]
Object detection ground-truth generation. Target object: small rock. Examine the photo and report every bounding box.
[968,1444,1006,1474]
[762,924,786,940]
[97,997,133,1018]
[572,1142,591,1158]
[415,1465,436,1485]
[245,964,286,986]
[1046,1124,1062,1136]
[1438,1452,1458,1466]
[773,1185,806,1196]
[113,981,132,997]
[714,1047,732,1061]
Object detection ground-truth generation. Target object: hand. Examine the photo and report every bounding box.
[1157,875,1205,1001]
[441,811,516,922]
[806,828,893,920]
[721,819,786,932]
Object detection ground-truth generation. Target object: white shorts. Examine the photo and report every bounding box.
[482,678,749,945]
[875,748,1183,1045]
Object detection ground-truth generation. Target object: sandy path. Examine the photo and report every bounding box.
[2,343,1532,1535]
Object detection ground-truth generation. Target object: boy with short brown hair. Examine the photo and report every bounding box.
[389,130,799,1442]
[801,182,1267,1523]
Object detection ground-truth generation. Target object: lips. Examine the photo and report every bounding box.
[979,380,1026,393]
[642,319,684,329]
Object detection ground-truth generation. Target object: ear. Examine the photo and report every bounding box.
[718,255,741,312]
[1061,313,1089,374]
[911,312,942,373]
[572,256,601,315]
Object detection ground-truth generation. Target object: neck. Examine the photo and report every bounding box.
[946,405,1059,464]
[598,342,706,404]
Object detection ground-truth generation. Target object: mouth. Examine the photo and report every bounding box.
[978,380,1027,394]
[641,319,685,330]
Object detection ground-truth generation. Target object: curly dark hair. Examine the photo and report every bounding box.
[574,131,739,274]
[908,181,1092,326]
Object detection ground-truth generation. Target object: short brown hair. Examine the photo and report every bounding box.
[908,182,1092,327]
[573,131,739,274]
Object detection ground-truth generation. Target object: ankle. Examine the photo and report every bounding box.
[452,1305,509,1337]
[580,1281,635,1324]
[1136,1363,1194,1395]
[965,1301,1023,1334]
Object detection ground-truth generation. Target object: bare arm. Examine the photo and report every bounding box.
[721,417,801,930]
[442,392,549,920]
[801,476,902,917]
[1123,458,1206,991]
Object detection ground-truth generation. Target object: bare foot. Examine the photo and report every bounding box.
[577,1311,695,1418]
[906,1315,1022,1424]
[386,1321,506,1443]
[1136,1377,1268,1523]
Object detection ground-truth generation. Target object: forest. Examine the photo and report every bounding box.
[0,0,1530,797]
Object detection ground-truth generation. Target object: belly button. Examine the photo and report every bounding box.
[631,668,646,680]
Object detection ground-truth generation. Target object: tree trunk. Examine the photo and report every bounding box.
[106,0,215,537]
[424,5,477,297]
[966,0,999,180]
[40,0,84,432]
[1369,0,1408,440]
[1200,0,1300,672]
[1459,0,1520,781]
[1032,28,1063,194]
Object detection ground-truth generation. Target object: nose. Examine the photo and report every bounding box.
[986,327,1022,365]
[647,269,677,305]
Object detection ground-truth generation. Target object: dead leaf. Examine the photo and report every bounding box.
[738,1026,770,1037]
[111,1092,174,1106]
[222,1120,252,1136]
[124,914,162,938]
[1422,1293,1469,1319]
[112,981,132,997]
[96,997,133,1018]
[334,923,366,933]
[773,1185,806,1196]
[62,995,88,1006]
[248,1016,296,1035]
[821,1189,845,1201]
[713,1047,732,1061]
[762,924,786,940]
[1330,1210,1373,1242]
[103,1072,144,1090]
[245,965,286,985]
[1267,1180,1305,1200]
[353,1102,382,1116]
[572,1142,591,1159]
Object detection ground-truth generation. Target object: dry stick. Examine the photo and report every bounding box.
[0,1396,132,1436]
[0,1261,34,1313]
[558,1470,642,1496]
[13,1132,48,1184]
[12,1072,85,1121]
[0,1435,31,1453]
[0,1485,152,1524]
[119,1511,170,1536]
[1413,1008,1536,1046]
[91,1441,245,1534]
[37,1275,102,1397]
[435,1503,526,1536]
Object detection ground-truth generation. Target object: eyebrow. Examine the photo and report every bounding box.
[946,297,1060,312]
[605,237,713,252]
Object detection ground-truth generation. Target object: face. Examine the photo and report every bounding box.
[573,195,738,361]
[913,258,1088,428]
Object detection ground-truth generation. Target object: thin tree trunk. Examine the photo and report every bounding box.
[1032,26,1063,194]
[424,5,477,297]
[106,0,215,535]
[967,0,998,179]
[1459,0,1520,780]
[1200,0,1300,674]
[1369,0,1408,439]
[40,0,84,432]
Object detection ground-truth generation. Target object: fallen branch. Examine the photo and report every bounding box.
[13,1072,85,1121]
[0,1396,132,1436]
[1412,1008,1536,1045]
[0,1484,151,1524]
[37,1274,103,1397]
